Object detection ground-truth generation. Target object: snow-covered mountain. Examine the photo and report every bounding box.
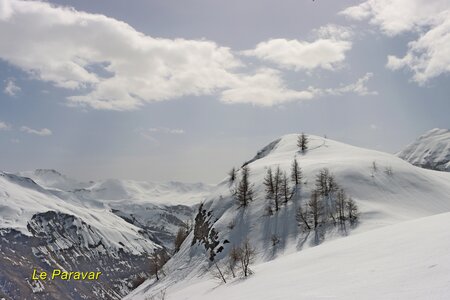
[398,128,450,172]
[127,134,450,300]
[18,169,89,191]
[0,171,212,299]
[17,169,212,206]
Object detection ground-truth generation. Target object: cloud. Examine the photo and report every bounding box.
[138,127,184,144]
[325,73,378,96]
[147,127,185,134]
[3,78,21,96]
[0,1,374,109]
[0,121,11,131]
[20,126,52,136]
[221,71,377,106]
[341,0,450,84]
[242,25,352,71]
[220,68,316,106]
[139,132,160,145]
[0,0,240,111]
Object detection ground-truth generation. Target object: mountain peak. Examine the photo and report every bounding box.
[398,128,450,172]
[17,169,82,191]
[419,128,450,139]
[33,168,64,177]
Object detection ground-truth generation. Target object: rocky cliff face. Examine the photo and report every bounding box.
[1,211,155,299]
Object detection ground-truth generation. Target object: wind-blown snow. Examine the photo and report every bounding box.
[398,128,450,172]
[127,133,450,300]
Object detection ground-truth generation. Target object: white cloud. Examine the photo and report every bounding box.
[314,24,353,40]
[221,70,377,106]
[220,68,316,106]
[139,132,160,145]
[341,0,450,84]
[386,14,450,83]
[0,0,240,111]
[138,127,184,145]
[325,73,378,96]
[147,127,185,134]
[0,121,11,131]
[242,25,352,71]
[0,1,375,109]
[3,78,21,96]
[20,126,52,136]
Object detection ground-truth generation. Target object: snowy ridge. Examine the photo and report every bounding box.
[127,134,450,300]
[0,171,157,254]
[18,169,88,191]
[18,169,213,206]
[398,128,450,172]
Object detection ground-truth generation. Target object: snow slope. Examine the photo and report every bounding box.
[127,134,450,300]
[18,169,89,191]
[0,172,157,254]
[151,212,450,300]
[398,128,450,172]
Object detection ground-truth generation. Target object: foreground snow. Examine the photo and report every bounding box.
[131,212,450,300]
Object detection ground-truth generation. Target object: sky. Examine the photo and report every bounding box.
[0,0,449,183]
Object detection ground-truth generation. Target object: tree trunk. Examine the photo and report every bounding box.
[214,261,226,283]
